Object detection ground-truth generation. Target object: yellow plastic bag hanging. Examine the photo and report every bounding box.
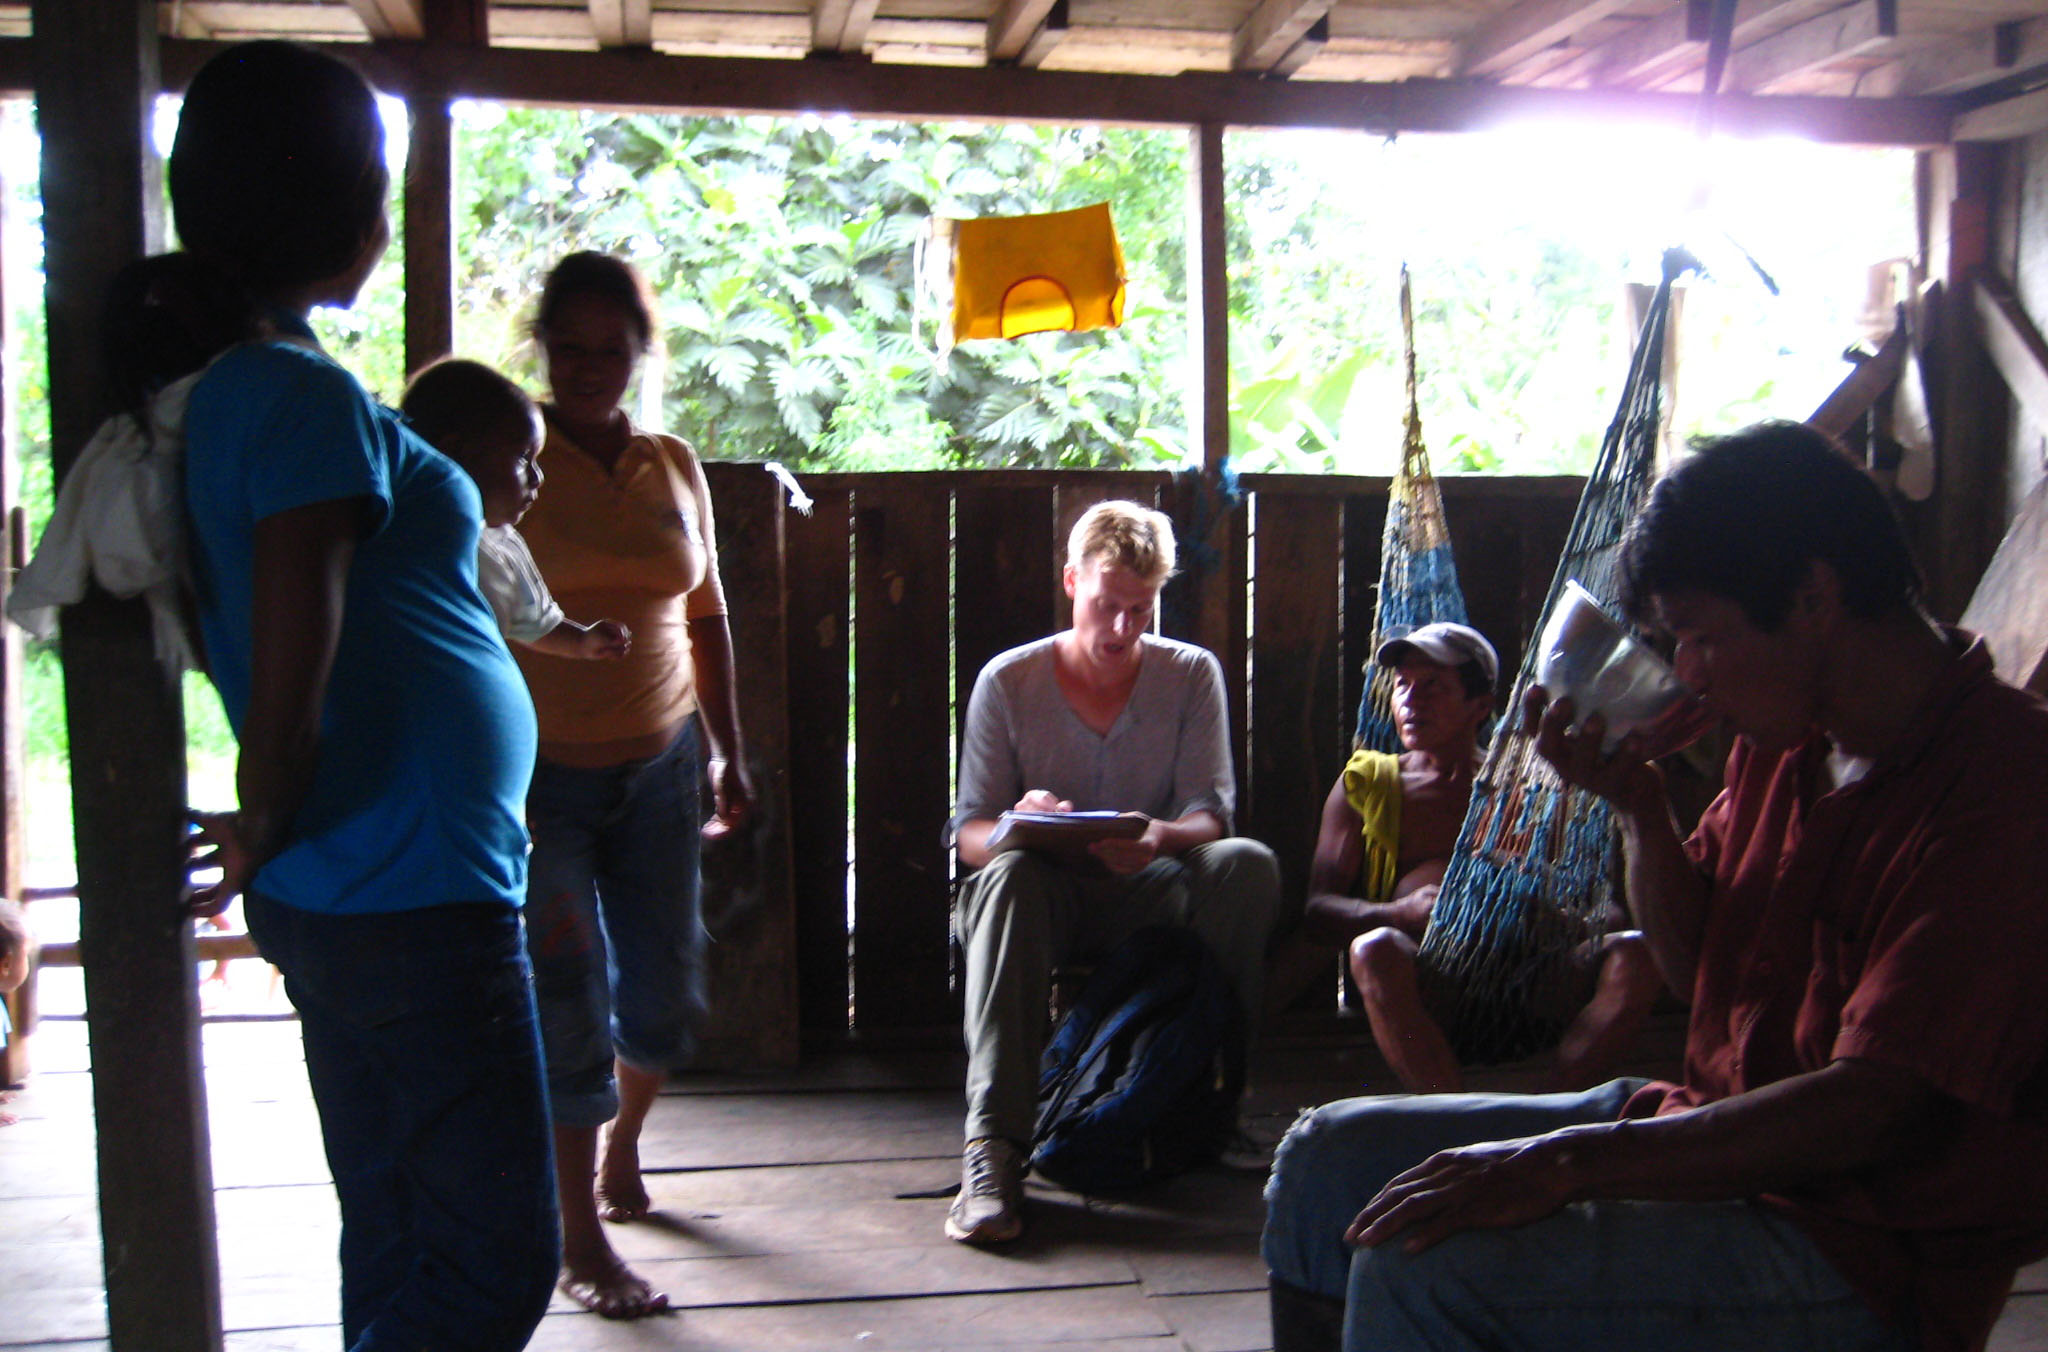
[919,202,1126,352]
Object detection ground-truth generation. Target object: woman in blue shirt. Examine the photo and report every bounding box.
[122,42,558,1350]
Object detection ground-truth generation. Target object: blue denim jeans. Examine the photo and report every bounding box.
[1263,1084,1914,1352]
[523,719,704,1128]
[245,893,559,1352]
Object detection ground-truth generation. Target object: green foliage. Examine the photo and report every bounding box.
[453,108,1191,469]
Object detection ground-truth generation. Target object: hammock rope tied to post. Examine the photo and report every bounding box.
[1413,246,1697,1067]
[1356,265,1473,753]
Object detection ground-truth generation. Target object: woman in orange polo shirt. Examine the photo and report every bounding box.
[515,252,753,1320]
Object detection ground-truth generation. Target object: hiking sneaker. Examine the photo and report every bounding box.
[945,1136,1026,1244]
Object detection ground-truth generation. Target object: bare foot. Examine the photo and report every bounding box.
[558,1256,669,1320]
[596,1130,650,1223]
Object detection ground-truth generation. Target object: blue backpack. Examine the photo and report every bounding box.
[1030,925,1247,1194]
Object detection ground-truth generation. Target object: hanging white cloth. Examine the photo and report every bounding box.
[7,369,207,677]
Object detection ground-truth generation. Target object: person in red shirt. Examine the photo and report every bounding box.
[1263,420,2048,1352]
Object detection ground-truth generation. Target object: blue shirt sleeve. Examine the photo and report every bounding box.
[224,344,393,531]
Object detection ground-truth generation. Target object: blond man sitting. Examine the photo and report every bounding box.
[947,500,1280,1244]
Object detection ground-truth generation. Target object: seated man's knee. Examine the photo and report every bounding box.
[1601,930,1664,1003]
[1195,836,1281,889]
[1349,927,1416,995]
[1263,1105,1347,1277]
[956,850,1055,928]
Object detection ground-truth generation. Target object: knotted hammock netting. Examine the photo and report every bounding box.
[1413,248,1689,1066]
[1356,266,1472,753]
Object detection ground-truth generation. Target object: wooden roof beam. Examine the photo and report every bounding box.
[144,38,1957,146]
[1955,85,2048,142]
[989,0,1062,63]
[345,0,425,41]
[1458,0,1635,80]
[1585,0,1842,90]
[1234,0,1332,74]
[1722,0,1898,94]
[814,0,881,55]
[1872,19,2048,98]
[591,0,653,49]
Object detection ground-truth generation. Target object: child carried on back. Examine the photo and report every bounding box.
[402,360,630,660]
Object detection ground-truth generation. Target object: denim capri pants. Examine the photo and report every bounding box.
[523,718,704,1128]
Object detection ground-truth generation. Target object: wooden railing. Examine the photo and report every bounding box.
[695,465,1584,1062]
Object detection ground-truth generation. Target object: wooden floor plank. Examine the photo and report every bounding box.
[1124,1236,1269,1297]
[7,1010,2043,1352]
[1154,1290,1271,1352]
[524,1286,1174,1349]
[550,1244,1139,1312]
[634,1089,964,1169]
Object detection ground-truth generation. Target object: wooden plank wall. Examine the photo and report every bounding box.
[850,482,954,1030]
[784,486,852,1036]
[765,469,1582,1040]
[697,464,800,1068]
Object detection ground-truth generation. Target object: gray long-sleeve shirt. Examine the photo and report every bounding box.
[951,634,1235,842]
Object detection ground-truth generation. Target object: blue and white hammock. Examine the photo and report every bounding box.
[1414,248,1692,1066]
[1355,266,1472,753]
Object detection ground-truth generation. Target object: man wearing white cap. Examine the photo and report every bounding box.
[1303,621,1660,1094]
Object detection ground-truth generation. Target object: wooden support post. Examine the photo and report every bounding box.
[1924,142,2010,618]
[0,118,25,1091]
[404,92,456,377]
[1187,121,1228,478]
[1180,123,1246,786]
[32,2,223,1349]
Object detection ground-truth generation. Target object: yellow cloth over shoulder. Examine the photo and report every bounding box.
[1342,750,1403,904]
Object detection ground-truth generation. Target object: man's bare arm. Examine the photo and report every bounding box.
[1303,778,1431,941]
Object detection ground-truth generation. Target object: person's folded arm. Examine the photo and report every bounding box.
[234,496,369,874]
[1347,1056,1955,1254]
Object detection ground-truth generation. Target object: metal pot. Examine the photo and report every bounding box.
[1535,580,1705,755]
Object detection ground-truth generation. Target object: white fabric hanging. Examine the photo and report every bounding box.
[8,369,208,676]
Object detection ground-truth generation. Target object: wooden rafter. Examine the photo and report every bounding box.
[1458,0,1635,80]
[814,0,881,55]
[590,0,653,49]
[1233,0,1332,74]
[1584,0,1840,90]
[1974,272,2048,434]
[1016,1,1069,71]
[989,0,1062,63]
[1722,0,1898,94]
[344,0,425,41]
[1270,14,1330,80]
[1873,19,2048,98]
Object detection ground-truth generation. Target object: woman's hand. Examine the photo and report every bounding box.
[186,809,255,919]
[702,755,756,840]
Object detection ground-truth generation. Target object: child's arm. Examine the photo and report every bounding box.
[518,617,631,661]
